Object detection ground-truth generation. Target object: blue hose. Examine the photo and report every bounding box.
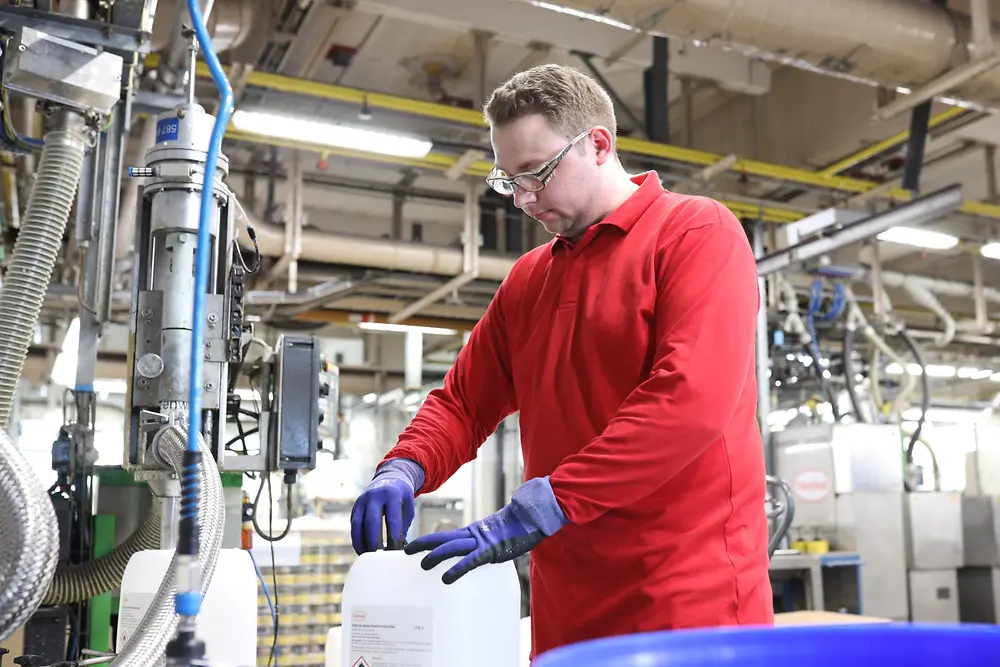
[174,0,234,622]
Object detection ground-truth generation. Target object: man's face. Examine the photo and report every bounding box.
[490,114,596,237]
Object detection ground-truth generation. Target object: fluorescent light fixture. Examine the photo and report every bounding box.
[973,369,994,380]
[358,322,458,336]
[886,362,904,375]
[876,226,959,250]
[981,242,1000,259]
[362,392,377,404]
[923,364,956,378]
[528,1,636,30]
[992,373,1000,383]
[230,109,433,159]
[958,367,980,379]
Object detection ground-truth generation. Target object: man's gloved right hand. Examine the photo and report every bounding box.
[351,458,425,554]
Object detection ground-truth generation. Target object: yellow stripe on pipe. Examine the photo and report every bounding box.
[819,107,969,177]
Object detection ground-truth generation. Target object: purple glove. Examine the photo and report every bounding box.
[351,458,425,554]
[404,476,568,584]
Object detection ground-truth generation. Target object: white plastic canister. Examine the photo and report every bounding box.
[341,550,521,667]
[117,549,258,666]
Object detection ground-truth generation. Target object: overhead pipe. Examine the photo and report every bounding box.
[242,208,514,282]
[550,0,1000,110]
[896,276,957,347]
[388,177,482,323]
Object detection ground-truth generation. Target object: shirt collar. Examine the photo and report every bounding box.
[550,171,664,254]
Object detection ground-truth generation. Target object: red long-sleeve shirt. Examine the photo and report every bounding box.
[383,172,773,657]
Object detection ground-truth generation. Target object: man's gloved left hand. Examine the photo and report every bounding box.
[404,476,568,584]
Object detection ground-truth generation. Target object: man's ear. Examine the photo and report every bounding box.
[591,126,615,166]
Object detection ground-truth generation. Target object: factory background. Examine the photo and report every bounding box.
[1,0,1000,665]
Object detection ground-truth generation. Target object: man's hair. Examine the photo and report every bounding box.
[483,64,617,140]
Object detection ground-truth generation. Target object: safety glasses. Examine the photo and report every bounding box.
[485,130,591,196]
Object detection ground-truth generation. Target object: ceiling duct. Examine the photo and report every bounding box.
[547,0,1000,108]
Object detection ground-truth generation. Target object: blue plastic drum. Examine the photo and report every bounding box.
[532,624,1000,666]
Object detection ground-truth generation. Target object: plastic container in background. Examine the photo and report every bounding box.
[532,624,1000,667]
[117,549,258,666]
[341,550,520,667]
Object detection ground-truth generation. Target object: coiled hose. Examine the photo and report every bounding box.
[0,113,87,426]
[111,424,225,667]
[0,429,60,643]
[42,500,162,605]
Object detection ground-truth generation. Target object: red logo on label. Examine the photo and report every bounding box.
[793,469,832,502]
[352,611,367,622]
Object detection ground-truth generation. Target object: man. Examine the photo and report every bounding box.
[350,64,773,658]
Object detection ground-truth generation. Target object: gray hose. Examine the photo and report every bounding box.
[0,429,60,643]
[111,425,225,667]
[0,112,88,426]
[42,500,162,605]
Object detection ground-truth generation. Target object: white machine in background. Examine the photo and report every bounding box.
[958,425,1000,623]
[774,422,910,620]
[774,421,1000,623]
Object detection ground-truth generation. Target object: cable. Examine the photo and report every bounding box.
[251,474,293,543]
[899,328,929,465]
[842,324,865,423]
[267,473,280,667]
[248,549,277,667]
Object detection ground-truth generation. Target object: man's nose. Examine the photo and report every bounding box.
[513,187,536,209]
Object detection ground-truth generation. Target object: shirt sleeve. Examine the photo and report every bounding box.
[548,203,761,524]
[380,277,519,494]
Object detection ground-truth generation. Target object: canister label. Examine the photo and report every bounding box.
[347,605,433,666]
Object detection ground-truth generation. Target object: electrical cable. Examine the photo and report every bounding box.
[805,280,842,421]
[899,328,930,464]
[248,549,277,667]
[251,473,293,543]
[842,324,866,423]
[267,472,280,667]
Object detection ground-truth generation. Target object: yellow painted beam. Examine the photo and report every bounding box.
[818,107,969,177]
[226,130,805,223]
[155,57,1000,220]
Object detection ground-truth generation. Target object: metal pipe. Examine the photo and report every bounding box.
[551,0,1000,110]
[388,177,481,323]
[756,185,963,277]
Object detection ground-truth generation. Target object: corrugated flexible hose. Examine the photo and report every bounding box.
[42,500,162,605]
[0,429,60,643]
[0,116,87,643]
[0,117,87,426]
[111,424,225,667]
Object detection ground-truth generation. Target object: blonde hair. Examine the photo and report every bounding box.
[483,64,617,140]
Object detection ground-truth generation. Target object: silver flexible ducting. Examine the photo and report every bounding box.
[42,500,162,605]
[0,113,88,426]
[0,112,88,643]
[0,429,60,643]
[111,425,225,667]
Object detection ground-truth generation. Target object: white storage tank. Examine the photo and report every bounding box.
[341,550,520,667]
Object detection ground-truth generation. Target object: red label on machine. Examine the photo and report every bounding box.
[793,469,832,502]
